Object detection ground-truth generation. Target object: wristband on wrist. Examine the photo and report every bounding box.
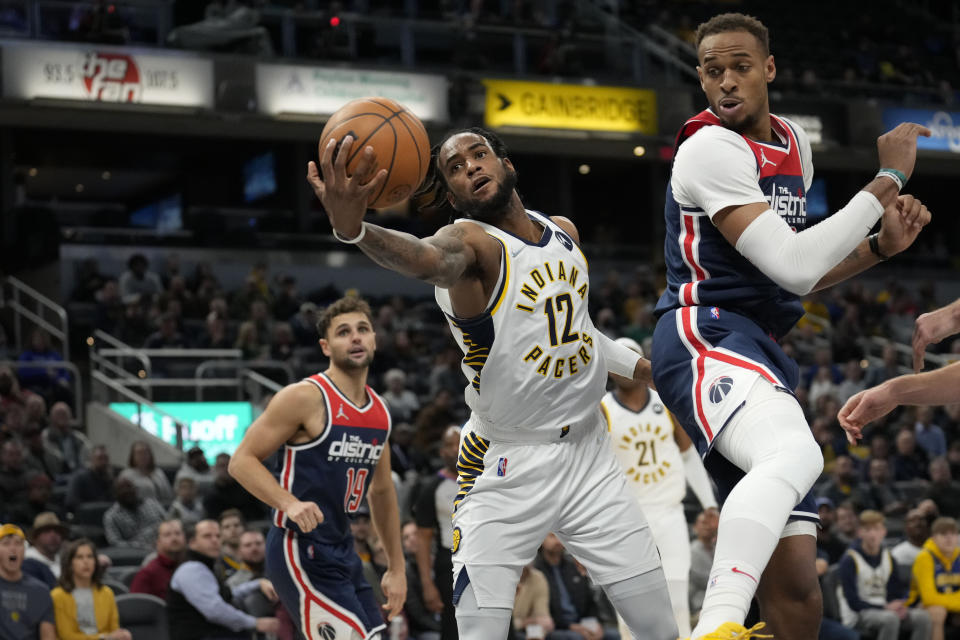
[332,221,367,244]
[876,168,906,192]
[868,233,890,261]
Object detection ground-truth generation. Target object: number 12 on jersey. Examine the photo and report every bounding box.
[344,467,369,512]
[544,293,580,347]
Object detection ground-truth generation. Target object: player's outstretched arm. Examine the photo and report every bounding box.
[307,136,479,288]
[838,361,960,442]
[913,298,960,371]
[367,447,406,620]
[229,383,325,531]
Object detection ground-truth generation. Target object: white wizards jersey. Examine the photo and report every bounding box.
[601,389,686,509]
[435,210,607,443]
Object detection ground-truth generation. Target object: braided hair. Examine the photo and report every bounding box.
[413,127,513,221]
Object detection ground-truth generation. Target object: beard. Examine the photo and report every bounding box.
[333,351,374,371]
[715,104,759,135]
[456,167,518,223]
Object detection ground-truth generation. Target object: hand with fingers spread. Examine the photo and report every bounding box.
[283,499,324,533]
[837,387,896,443]
[307,135,388,240]
[876,122,932,181]
[912,299,960,372]
[876,194,932,259]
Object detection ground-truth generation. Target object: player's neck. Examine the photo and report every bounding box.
[495,194,540,242]
[615,386,648,412]
[745,108,775,143]
[324,366,369,406]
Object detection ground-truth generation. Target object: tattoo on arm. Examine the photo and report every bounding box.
[358,224,470,287]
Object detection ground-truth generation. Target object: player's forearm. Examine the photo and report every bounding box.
[368,483,404,569]
[228,453,297,512]
[355,224,465,287]
[811,237,880,292]
[880,362,960,406]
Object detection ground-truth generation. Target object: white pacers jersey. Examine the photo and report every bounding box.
[435,210,607,442]
[601,389,686,510]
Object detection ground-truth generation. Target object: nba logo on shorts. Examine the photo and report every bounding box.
[708,376,735,404]
[497,457,508,476]
[307,545,315,560]
[710,307,720,320]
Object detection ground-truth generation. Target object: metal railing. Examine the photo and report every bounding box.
[0,359,83,420]
[1,276,70,361]
[195,359,292,402]
[91,369,186,450]
[860,336,952,375]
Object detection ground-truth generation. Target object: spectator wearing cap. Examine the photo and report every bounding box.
[117,441,173,505]
[175,447,215,498]
[8,476,62,529]
[51,538,132,640]
[837,510,930,640]
[130,518,185,600]
[0,523,55,640]
[118,253,162,302]
[40,403,91,475]
[102,477,167,550]
[167,476,205,526]
[381,368,420,424]
[65,445,114,511]
[892,509,929,583]
[23,512,68,578]
[167,519,279,640]
[911,517,960,638]
[816,497,848,564]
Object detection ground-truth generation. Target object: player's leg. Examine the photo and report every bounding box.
[692,378,823,636]
[453,570,515,640]
[755,527,821,640]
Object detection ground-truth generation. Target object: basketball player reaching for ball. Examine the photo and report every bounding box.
[308,128,678,640]
[651,12,932,640]
[229,296,405,640]
[601,337,718,638]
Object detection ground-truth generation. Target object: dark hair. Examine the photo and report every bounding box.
[315,296,374,340]
[695,13,770,56]
[413,127,512,218]
[185,519,218,542]
[59,538,104,592]
[218,508,245,526]
[127,440,155,472]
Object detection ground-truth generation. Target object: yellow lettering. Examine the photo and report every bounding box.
[536,355,552,376]
[569,267,579,289]
[567,356,578,376]
[577,283,588,299]
[557,261,567,281]
[520,283,539,303]
[578,345,591,365]
[516,303,534,313]
[524,345,543,362]
[544,262,554,281]
[582,333,593,347]
[553,358,565,379]
[531,269,546,288]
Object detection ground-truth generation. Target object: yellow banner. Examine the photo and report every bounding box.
[483,79,657,134]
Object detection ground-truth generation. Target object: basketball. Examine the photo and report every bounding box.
[319,97,431,209]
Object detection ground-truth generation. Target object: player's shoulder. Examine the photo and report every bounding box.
[673,125,753,176]
[273,378,327,407]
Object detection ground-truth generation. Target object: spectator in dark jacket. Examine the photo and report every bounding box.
[402,521,441,639]
[65,445,114,510]
[925,457,960,518]
[892,429,929,482]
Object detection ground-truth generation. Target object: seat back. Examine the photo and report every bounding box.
[116,593,167,640]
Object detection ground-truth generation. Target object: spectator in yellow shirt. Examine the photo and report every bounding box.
[911,517,960,640]
[50,539,131,640]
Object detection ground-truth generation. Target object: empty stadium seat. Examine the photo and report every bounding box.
[116,593,167,640]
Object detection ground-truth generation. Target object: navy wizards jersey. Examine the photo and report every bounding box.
[273,373,391,545]
[654,109,812,339]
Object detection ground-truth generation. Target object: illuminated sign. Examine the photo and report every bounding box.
[109,402,255,463]
[1,40,213,107]
[256,64,448,122]
[483,79,657,133]
[883,108,960,153]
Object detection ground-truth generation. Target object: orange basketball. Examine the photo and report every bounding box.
[319,97,431,209]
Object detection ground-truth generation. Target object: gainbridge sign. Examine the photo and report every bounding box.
[482,79,657,134]
[1,40,213,108]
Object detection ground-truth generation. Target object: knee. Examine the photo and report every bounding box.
[765,435,822,496]
[877,610,901,628]
[928,605,948,625]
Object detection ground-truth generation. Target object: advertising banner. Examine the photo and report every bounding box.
[882,107,960,152]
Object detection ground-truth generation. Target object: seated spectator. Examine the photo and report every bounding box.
[865,344,900,388]
[382,369,420,424]
[24,395,48,431]
[226,530,275,617]
[925,458,960,518]
[175,447,215,497]
[203,453,264,522]
[893,429,929,482]
[8,476,63,528]
[534,533,617,640]
[216,508,248,581]
[853,458,908,517]
[817,497,848,564]
[103,477,167,549]
[271,275,301,321]
[234,320,266,361]
[94,278,123,334]
[914,407,947,459]
[65,445,115,511]
[16,329,70,402]
[0,439,35,508]
[289,302,318,346]
[0,364,35,413]
[837,510,930,640]
[130,518,185,600]
[41,402,91,475]
[167,520,279,640]
[892,509,930,583]
[820,455,859,507]
[51,538,131,640]
[0,523,55,640]
[269,322,295,362]
[117,441,173,505]
[197,312,232,350]
[1,403,28,443]
[22,426,63,480]
[837,359,867,405]
[911,517,960,639]
[23,512,68,579]
[168,476,205,526]
[514,563,555,640]
[118,253,162,302]
[835,502,860,546]
[143,312,188,349]
[401,520,441,640]
[859,433,892,481]
[689,508,718,618]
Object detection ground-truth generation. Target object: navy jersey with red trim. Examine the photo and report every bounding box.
[273,373,391,545]
[654,109,811,339]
